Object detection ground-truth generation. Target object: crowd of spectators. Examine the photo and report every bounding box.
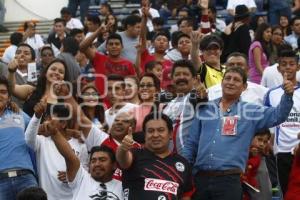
[1,0,300,200]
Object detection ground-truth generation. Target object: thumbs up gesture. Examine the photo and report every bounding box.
[194,75,208,99]
[283,72,294,95]
[120,127,134,151]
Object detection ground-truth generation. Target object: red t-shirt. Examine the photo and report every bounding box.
[92,52,136,97]
[285,153,300,200]
[141,49,173,73]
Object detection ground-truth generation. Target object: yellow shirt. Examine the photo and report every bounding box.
[199,63,226,88]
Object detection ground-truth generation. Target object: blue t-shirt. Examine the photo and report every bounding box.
[0,109,34,172]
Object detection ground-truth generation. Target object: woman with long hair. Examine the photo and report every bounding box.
[8,58,70,116]
[129,73,161,132]
[269,25,285,64]
[77,83,107,131]
[248,23,272,84]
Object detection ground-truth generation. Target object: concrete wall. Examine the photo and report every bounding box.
[5,0,68,22]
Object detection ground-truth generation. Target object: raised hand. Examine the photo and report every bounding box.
[120,127,134,151]
[34,98,47,118]
[190,31,203,45]
[194,75,207,99]
[283,72,294,95]
[8,59,19,72]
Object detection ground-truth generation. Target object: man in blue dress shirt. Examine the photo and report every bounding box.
[183,66,294,200]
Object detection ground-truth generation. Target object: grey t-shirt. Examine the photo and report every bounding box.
[97,31,139,63]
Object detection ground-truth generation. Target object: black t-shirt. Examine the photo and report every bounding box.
[122,148,194,200]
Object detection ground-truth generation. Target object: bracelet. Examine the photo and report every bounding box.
[8,68,17,73]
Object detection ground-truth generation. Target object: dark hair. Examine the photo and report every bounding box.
[171,59,196,78]
[177,7,190,16]
[10,32,23,46]
[152,17,164,26]
[254,23,272,59]
[175,32,190,47]
[291,16,300,26]
[86,15,101,25]
[123,15,141,29]
[255,129,271,138]
[142,112,173,133]
[278,46,298,63]
[130,9,140,15]
[17,43,36,61]
[140,73,161,91]
[0,75,10,96]
[107,74,124,82]
[177,17,194,27]
[90,146,116,163]
[62,37,79,56]
[106,33,123,46]
[145,60,162,72]
[23,59,71,117]
[16,187,47,200]
[105,14,118,33]
[23,21,36,31]
[272,25,283,34]
[227,52,248,63]
[70,28,84,37]
[208,6,216,14]
[200,34,224,51]
[100,2,113,14]
[151,32,170,42]
[171,31,183,47]
[223,66,247,84]
[54,18,66,26]
[78,84,105,124]
[60,7,71,15]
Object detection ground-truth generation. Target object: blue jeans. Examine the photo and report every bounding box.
[68,0,91,23]
[192,174,242,200]
[0,173,37,200]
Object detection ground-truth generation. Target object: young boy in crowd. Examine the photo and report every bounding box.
[242,130,272,200]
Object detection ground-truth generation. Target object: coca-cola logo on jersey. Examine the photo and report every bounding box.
[144,178,179,195]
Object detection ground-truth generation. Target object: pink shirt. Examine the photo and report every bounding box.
[248,41,269,84]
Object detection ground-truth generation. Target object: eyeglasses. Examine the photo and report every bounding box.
[99,183,107,198]
[140,84,155,88]
[82,92,99,97]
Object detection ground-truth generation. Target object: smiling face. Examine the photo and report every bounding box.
[82,87,99,107]
[172,66,194,95]
[202,45,222,67]
[139,76,157,102]
[124,77,138,101]
[110,112,135,142]
[45,62,65,83]
[221,71,247,100]
[89,151,116,182]
[106,38,122,58]
[144,119,171,155]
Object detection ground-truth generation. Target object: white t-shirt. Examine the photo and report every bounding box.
[261,64,300,88]
[25,115,89,200]
[69,166,124,200]
[84,124,109,151]
[66,18,84,30]
[208,81,268,105]
[226,0,257,10]
[105,103,138,128]
[264,85,300,154]
[25,34,45,52]
[138,8,160,32]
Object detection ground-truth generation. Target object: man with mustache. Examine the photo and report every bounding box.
[163,59,207,155]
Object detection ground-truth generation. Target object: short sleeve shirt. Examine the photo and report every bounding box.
[122,148,194,200]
